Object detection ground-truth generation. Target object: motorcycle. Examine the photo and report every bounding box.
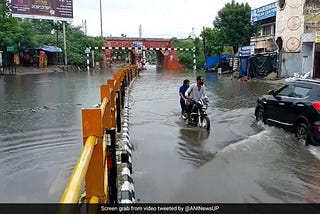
[184,98,210,130]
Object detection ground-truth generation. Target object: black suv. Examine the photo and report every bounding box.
[255,79,320,145]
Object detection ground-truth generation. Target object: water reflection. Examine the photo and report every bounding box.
[132,68,320,203]
[179,128,210,146]
[177,128,215,167]
[206,74,280,110]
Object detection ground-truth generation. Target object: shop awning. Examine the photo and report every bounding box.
[37,45,62,53]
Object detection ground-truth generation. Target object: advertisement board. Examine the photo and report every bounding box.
[251,2,276,23]
[11,0,73,22]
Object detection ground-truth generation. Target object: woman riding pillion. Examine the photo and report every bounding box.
[179,79,190,119]
[184,75,208,123]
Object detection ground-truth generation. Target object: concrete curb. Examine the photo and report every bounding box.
[118,77,136,204]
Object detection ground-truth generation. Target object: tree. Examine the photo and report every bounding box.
[0,0,104,68]
[66,25,104,67]
[172,38,194,69]
[0,0,10,18]
[194,37,205,70]
[31,19,58,35]
[213,0,258,52]
[172,37,204,70]
[200,27,224,56]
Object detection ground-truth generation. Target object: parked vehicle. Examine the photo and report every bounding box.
[255,79,320,145]
[184,98,210,131]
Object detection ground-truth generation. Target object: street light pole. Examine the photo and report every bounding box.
[100,0,103,37]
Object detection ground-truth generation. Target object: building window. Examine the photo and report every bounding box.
[263,25,272,36]
[278,0,286,10]
[261,24,275,36]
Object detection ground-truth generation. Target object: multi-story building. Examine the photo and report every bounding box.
[275,0,320,78]
[250,2,277,53]
[250,0,320,78]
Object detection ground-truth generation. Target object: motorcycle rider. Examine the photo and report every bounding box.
[184,75,208,124]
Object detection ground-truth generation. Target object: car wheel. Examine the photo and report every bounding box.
[255,108,265,123]
[295,123,310,146]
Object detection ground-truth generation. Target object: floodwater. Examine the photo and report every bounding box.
[1,65,320,203]
[130,65,320,203]
[0,69,116,202]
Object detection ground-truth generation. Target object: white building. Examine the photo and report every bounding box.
[251,0,320,78]
[275,0,320,78]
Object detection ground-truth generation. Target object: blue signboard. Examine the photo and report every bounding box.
[132,41,143,48]
[251,2,277,22]
[238,46,255,57]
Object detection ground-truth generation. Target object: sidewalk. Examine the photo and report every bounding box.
[15,65,65,75]
[236,71,286,86]
[250,77,285,85]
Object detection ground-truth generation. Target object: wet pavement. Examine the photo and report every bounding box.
[0,69,116,202]
[1,65,320,203]
[130,65,320,203]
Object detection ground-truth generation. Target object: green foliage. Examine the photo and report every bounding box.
[194,37,205,70]
[19,19,39,47]
[172,38,194,69]
[172,37,204,70]
[200,27,224,56]
[178,52,193,69]
[31,19,58,35]
[0,0,10,18]
[0,0,103,67]
[172,37,194,48]
[66,25,104,67]
[0,18,38,49]
[223,46,234,53]
[200,0,258,57]
[213,0,258,48]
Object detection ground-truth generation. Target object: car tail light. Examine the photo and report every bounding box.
[312,101,320,111]
[318,126,320,132]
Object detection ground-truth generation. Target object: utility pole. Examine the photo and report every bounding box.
[56,27,59,47]
[100,0,103,37]
[82,19,87,35]
[63,21,68,67]
[202,26,206,68]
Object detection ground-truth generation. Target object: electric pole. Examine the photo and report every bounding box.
[82,19,87,35]
[100,0,103,37]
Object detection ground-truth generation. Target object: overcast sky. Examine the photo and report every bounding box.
[73,0,276,38]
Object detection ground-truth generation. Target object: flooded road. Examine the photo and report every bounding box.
[0,69,116,202]
[1,65,320,203]
[130,66,320,203]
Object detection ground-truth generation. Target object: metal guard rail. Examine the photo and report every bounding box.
[59,65,138,205]
[60,136,96,203]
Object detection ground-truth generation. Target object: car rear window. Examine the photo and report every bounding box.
[277,85,311,98]
[291,86,311,98]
